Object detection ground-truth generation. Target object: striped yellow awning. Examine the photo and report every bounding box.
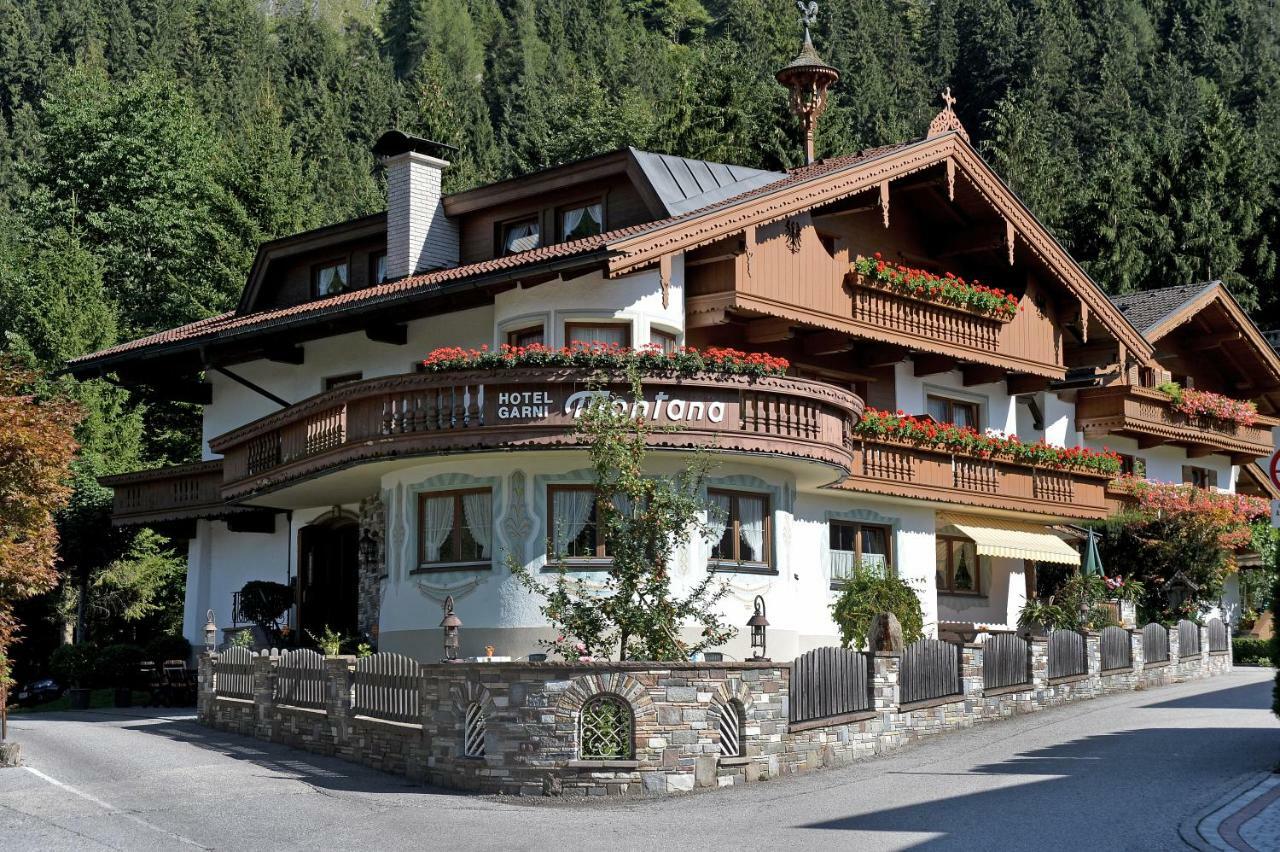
[937,513,1080,566]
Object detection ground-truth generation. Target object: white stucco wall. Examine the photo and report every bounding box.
[182,518,291,649]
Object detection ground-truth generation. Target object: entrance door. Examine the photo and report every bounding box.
[297,517,359,644]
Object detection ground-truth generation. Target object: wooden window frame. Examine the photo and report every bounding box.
[498,215,541,256]
[707,489,773,574]
[557,198,606,243]
[311,256,351,298]
[926,394,980,428]
[936,535,984,596]
[828,520,893,587]
[414,488,492,572]
[322,372,363,392]
[1183,465,1217,489]
[370,250,388,286]
[546,485,610,566]
[507,325,546,348]
[650,327,679,353]
[563,321,632,348]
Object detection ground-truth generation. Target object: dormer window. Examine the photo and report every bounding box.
[502,218,540,255]
[314,260,349,297]
[561,203,603,242]
[371,251,388,285]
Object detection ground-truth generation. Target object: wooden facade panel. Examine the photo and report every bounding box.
[994,276,1061,366]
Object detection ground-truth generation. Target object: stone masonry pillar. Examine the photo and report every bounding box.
[1168,623,1181,681]
[252,652,276,740]
[1029,637,1048,696]
[197,652,215,724]
[872,652,902,751]
[1131,629,1144,678]
[1199,625,1211,678]
[1086,631,1101,694]
[961,644,983,697]
[324,657,354,747]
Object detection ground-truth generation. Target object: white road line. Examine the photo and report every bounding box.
[24,766,210,850]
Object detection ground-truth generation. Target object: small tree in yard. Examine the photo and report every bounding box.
[514,374,737,662]
[0,360,81,761]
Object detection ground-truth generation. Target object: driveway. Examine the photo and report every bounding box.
[1,668,1276,851]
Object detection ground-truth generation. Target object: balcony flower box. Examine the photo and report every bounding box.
[850,254,1019,321]
[421,342,790,379]
[1156,382,1258,428]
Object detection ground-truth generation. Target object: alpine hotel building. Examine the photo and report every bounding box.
[69,34,1280,661]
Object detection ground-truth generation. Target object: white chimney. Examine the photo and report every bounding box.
[374,131,459,278]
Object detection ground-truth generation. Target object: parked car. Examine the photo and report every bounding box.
[14,678,63,707]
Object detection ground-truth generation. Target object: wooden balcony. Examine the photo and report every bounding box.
[849,276,1009,353]
[99,460,235,526]
[1076,385,1278,461]
[834,437,1112,519]
[209,369,863,501]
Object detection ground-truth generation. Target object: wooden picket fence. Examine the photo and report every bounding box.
[789,646,872,725]
[275,648,326,709]
[353,652,420,724]
[982,633,1029,690]
[900,638,962,705]
[214,646,255,700]
[1100,626,1131,672]
[1047,630,1086,680]
[1142,623,1169,663]
[1178,619,1201,657]
[1207,618,1228,653]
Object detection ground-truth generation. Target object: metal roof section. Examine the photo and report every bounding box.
[1109,282,1218,336]
[629,149,784,216]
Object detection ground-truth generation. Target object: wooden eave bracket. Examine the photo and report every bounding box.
[659,254,672,309]
[879,181,890,228]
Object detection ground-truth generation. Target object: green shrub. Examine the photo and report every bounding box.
[97,644,147,687]
[1234,637,1272,666]
[831,572,924,650]
[49,643,98,688]
[145,634,191,664]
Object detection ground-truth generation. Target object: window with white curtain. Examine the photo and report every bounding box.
[561,202,603,241]
[564,322,631,347]
[548,485,606,561]
[314,260,348,297]
[416,489,492,570]
[708,489,771,570]
[501,218,540,255]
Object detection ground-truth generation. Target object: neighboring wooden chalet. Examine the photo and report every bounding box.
[68,35,1278,657]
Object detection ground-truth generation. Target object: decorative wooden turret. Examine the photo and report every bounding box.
[776,1,839,166]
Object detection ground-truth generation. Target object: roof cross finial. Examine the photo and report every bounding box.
[927,85,970,143]
[797,1,819,43]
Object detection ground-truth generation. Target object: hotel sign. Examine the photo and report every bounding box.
[494,388,728,424]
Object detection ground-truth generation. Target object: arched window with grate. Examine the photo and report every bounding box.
[717,700,745,758]
[579,693,633,760]
[464,702,486,758]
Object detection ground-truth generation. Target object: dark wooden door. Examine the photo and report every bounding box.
[298,520,359,643]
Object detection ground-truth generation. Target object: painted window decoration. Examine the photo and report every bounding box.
[651,328,679,354]
[564,322,630,348]
[315,260,349,297]
[579,694,632,760]
[464,702,486,758]
[502,218,540,255]
[417,488,493,570]
[561,202,603,241]
[507,325,544,348]
[936,536,983,595]
[708,489,770,570]
[829,521,891,584]
[926,394,979,429]
[717,700,745,758]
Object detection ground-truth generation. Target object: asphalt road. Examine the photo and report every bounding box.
[0,668,1276,851]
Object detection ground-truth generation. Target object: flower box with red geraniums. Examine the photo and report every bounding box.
[852,408,1122,475]
[421,342,790,380]
[1155,382,1258,428]
[1107,475,1269,548]
[851,254,1020,320]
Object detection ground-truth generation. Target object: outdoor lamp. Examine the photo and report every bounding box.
[747,595,770,661]
[441,595,463,661]
[204,609,217,654]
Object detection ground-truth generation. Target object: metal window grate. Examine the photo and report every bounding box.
[718,702,743,757]
[464,703,486,758]
[579,694,632,760]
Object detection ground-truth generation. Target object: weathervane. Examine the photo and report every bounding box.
[797,1,819,43]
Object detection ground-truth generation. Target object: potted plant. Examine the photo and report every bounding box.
[49,644,98,710]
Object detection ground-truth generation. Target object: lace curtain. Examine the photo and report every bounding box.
[505,221,540,253]
[552,489,596,556]
[462,492,492,558]
[421,495,455,562]
[707,492,731,557]
[563,203,602,240]
[738,495,765,562]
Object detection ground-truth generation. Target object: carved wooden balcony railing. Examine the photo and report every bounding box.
[209,369,864,500]
[99,460,232,525]
[849,275,1009,353]
[1076,385,1278,461]
[835,437,1111,519]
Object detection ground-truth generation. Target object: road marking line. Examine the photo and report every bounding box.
[24,766,209,850]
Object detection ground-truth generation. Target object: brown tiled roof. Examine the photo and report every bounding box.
[68,139,924,372]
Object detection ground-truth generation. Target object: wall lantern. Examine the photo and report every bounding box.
[358,528,380,564]
[440,595,462,661]
[204,609,218,654]
[747,595,770,661]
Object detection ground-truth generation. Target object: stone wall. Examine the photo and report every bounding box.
[197,623,1233,798]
